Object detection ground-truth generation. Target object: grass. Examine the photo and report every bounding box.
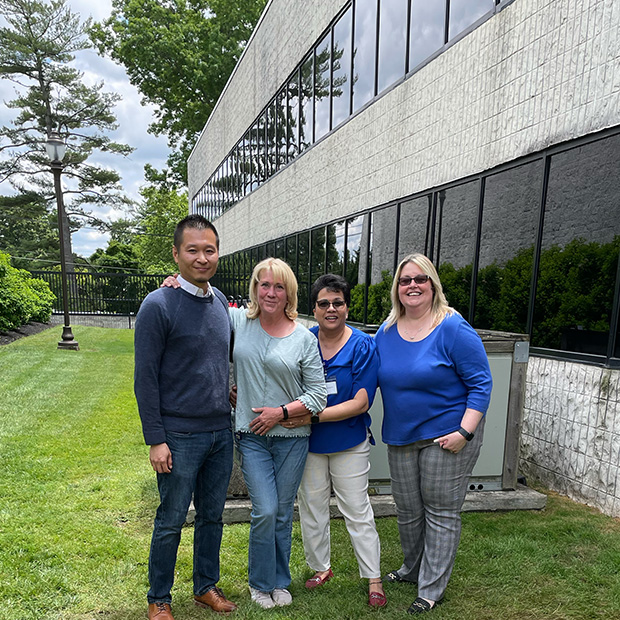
[1,326,619,620]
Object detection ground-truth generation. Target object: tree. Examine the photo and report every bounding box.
[91,0,267,184]
[0,192,59,269]
[0,0,134,267]
[133,182,189,273]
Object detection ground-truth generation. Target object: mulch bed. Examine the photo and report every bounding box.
[0,322,54,346]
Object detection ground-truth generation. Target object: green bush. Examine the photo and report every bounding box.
[0,251,56,331]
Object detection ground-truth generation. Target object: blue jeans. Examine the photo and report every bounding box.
[147,428,233,604]
[238,433,309,592]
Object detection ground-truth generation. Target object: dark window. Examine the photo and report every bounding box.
[398,195,432,262]
[331,6,352,129]
[448,0,495,40]
[409,1,446,71]
[314,33,331,141]
[366,206,397,324]
[346,215,364,287]
[300,55,314,151]
[377,0,408,94]
[311,227,327,284]
[286,235,297,275]
[436,182,481,318]
[327,220,346,275]
[533,135,620,355]
[275,239,285,260]
[352,0,378,113]
[298,231,310,314]
[474,161,543,333]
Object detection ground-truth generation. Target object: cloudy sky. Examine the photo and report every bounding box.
[0,0,171,258]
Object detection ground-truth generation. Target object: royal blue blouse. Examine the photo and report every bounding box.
[308,325,379,454]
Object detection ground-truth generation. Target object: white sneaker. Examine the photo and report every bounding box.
[250,587,276,609]
[271,588,293,606]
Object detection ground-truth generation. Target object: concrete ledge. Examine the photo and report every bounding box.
[187,484,546,525]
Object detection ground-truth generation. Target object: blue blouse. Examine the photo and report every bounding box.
[309,325,379,454]
[375,312,492,446]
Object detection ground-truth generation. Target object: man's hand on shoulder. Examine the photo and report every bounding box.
[150,443,173,473]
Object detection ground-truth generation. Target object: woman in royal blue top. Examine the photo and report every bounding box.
[281,274,386,608]
[375,254,492,615]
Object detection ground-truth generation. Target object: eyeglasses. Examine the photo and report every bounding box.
[398,275,430,287]
[316,299,346,310]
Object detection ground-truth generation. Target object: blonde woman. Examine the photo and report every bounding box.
[230,258,326,609]
[375,254,492,614]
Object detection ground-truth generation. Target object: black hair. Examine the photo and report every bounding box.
[173,214,219,250]
[311,273,351,307]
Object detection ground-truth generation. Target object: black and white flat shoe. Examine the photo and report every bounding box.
[407,597,443,614]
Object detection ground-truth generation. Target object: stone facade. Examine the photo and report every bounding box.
[521,359,620,517]
[189,0,620,257]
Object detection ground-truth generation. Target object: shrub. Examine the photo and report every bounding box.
[0,251,56,331]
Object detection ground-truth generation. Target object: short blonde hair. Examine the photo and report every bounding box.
[384,253,453,331]
[247,257,298,320]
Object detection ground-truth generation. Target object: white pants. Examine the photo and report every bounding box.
[297,437,381,578]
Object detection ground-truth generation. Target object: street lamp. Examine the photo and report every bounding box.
[46,131,79,351]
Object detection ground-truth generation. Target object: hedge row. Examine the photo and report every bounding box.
[0,251,56,331]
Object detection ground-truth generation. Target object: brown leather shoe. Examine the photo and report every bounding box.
[194,586,238,613]
[148,602,174,620]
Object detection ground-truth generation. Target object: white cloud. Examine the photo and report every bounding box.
[0,0,174,259]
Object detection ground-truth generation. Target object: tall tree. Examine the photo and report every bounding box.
[0,0,134,267]
[91,0,267,185]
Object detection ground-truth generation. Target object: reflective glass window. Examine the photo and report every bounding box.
[331,6,352,129]
[298,231,310,314]
[436,182,481,318]
[266,102,277,179]
[288,71,300,160]
[448,0,494,40]
[346,215,363,288]
[300,55,314,151]
[277,89,287,168]
[242,130,251,195]
[286,235,297,275]
[350,214,372,323]
[398,195,432,262]
[275,239,285,260]
[409,1,446,71]
[314,33,331,142]
[311,227,326,284]
[352,0,377,113]
[327,220,346,275]
[533,135,620,355]
[377,0,407,94]
[256,112,266,184]
[474,161,542,333]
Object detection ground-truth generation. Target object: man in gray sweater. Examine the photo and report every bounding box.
[134,214,236,620]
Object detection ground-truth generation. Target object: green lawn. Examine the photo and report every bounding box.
[1,326,619,620]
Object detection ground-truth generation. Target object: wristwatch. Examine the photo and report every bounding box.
[457,427,474,441]
[310,413,320,425]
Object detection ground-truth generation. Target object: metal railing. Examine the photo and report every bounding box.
[31,271,167,316]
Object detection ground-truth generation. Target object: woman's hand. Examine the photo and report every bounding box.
[229,385,237,408]
[280,413,311,429]
[249,406,283,435]
[434,431,467,454]
[160,273,180,288]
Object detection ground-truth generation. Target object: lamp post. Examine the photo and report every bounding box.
[46,132,79,351]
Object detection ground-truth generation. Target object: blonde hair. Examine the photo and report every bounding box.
[384,253,453,331]
[247,257,298,320]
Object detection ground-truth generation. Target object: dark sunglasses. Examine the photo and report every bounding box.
[316,299,346,310]
[398,275,430,287]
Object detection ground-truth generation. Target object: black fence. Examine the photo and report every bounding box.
[31,271,167,316]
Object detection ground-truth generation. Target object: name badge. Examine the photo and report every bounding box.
[326,376,338,395]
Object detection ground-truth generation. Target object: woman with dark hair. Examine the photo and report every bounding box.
[282,273,386,608]
[375,253,492,614]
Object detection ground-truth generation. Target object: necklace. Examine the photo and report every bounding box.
[400,316,432,341]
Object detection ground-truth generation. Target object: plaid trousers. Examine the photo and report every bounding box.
[387,417,485,601]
